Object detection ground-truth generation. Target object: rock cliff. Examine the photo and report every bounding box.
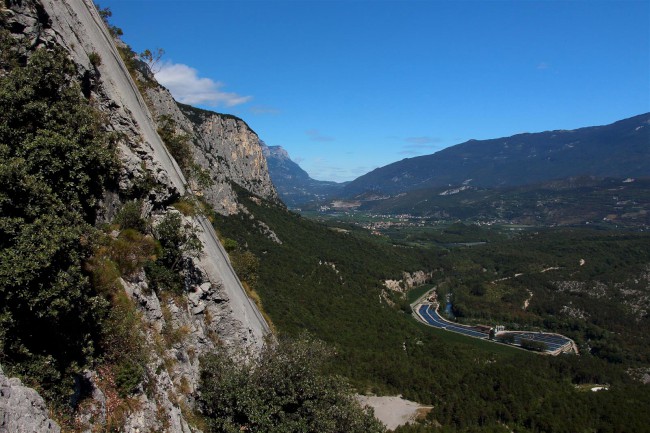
[145,84,279,215]
[2,0,272,431]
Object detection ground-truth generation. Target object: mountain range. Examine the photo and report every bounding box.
[264,113,650,211]
[342,113,649,197]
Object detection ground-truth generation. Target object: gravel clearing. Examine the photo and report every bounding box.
[357,395,432,430]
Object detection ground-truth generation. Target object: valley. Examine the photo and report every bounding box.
[213,188,650,432]
[0,1,648,432]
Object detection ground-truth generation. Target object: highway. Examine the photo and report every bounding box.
[418,304,489,339]
[417,304,573,353]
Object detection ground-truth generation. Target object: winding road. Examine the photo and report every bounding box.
[416,303,574,354]
[418,304,489,339]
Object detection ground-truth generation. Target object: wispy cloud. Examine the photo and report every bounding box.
[305,129,335,142]
[536,61,550,70]
[250,105,280,115]
[399,136,442,156]
[155,62,252,107]
[399,149,421,156]
[405,136,441,145]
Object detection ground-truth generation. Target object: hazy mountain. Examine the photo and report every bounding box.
[342,113,650,197]
[262,143,346,207]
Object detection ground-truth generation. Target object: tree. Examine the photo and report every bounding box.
[140,48,164,73]
[146,212,203,294]
[199,335,385,433]
[155,212,202,271]
[0,46,116,401]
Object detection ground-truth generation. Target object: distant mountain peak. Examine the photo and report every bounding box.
[262,144,346,207]
[261,143,291,161]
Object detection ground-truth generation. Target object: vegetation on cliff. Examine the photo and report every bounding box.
[199,335,385,433]
[0,42,117,402]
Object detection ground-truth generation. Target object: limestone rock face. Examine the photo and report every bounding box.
[3,1,272,431]
[0,366,61,433]
[4,0,186,215]
[384,271,434,293]
[146,86,280,215]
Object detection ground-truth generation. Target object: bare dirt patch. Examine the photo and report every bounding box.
[357,395,433,430]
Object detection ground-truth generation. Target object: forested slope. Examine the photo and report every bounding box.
[214,189,650,432]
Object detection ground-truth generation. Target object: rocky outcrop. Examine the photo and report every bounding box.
[145,85,279,215]
[384,271,434,293]
[0,366,61,433]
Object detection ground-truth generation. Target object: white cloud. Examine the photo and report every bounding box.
[306,129,335,142]
[155,62,252,107]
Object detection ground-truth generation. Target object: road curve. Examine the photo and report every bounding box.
[417,304,488,339]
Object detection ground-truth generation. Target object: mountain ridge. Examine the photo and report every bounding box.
[342,113,650,197]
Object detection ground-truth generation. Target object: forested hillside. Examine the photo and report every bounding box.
[342,113,650,197]
[352,176,650,228]
[214,188,650,432]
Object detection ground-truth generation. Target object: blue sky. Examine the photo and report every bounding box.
[101,0,650,182]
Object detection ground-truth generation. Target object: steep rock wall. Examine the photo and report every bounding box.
[3,1,271,431]
[145,85,279,215]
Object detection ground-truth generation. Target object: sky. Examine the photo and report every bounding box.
[100,0,650,182]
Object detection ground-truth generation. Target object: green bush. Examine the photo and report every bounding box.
[88,51,102,68]
[155,212,202,271]
[101,291,147,397]
[142,212,202,294]
[115,359,144,398]
[230,250,259,289]
[109,229,157,275]
[199,335,385,433]
[114,200,147,232]
[0,46,116,404]
[221,237,238,252]
[144,260,183,294]
[157,115,192,176]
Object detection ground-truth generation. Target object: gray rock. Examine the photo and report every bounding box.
[145,85,280,215]
[0,366,61,433]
